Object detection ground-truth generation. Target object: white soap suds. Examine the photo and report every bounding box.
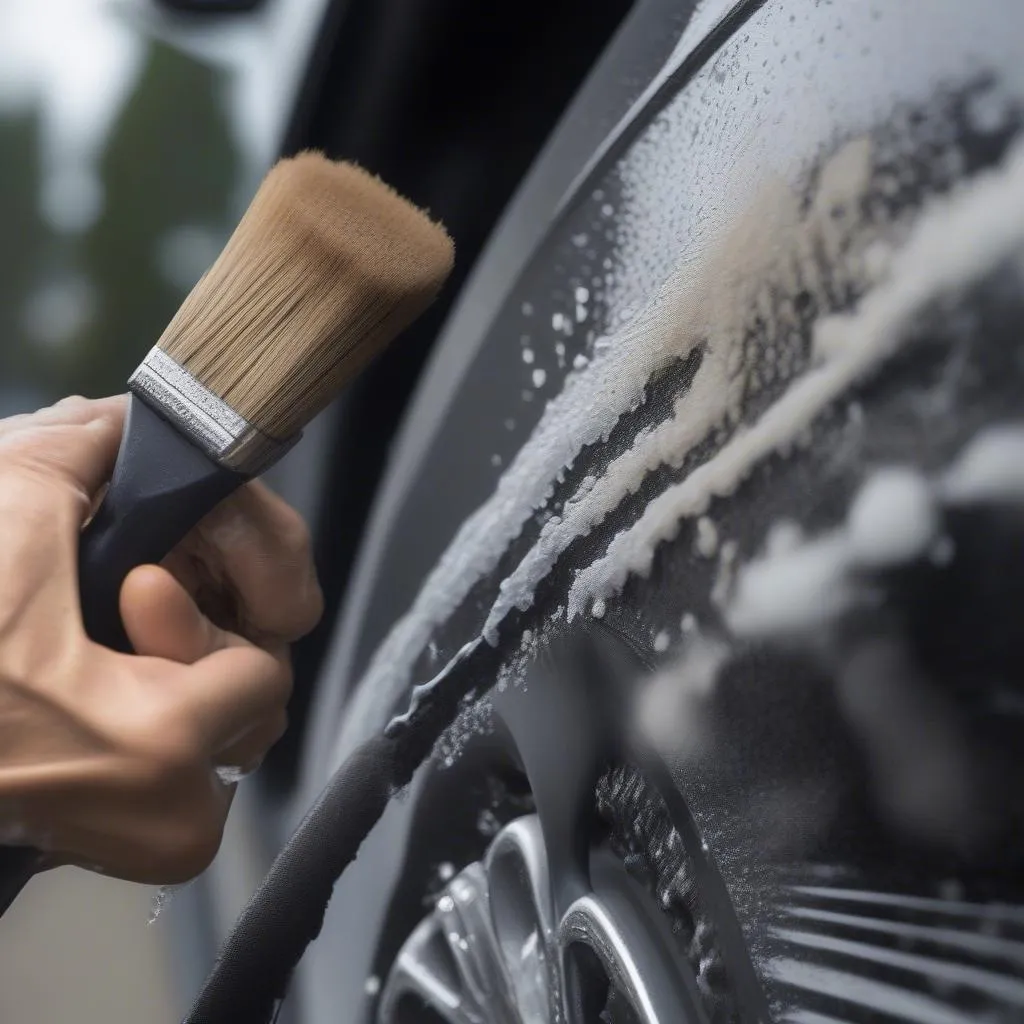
[149,886,175,924]
[710,538,739,609]
[569,143,1024,618]
[637,636,729,752]
[765,520,804,557]
[727,467,939,638]
[727,532,859,637]
[694,516,719,558]
[433,693,496,768]
[729,422,1024,644]
[940,426,1024,503]
[339,125,1024,763]
[847,468,937,567]
[214,765,250,786]
[482,137,871,638]
[353,273,702,739]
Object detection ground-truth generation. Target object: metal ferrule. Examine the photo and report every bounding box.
[128,346,299,476]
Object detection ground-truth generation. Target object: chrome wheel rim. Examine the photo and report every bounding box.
[378,634,711,1024]
[379,814,686,1023]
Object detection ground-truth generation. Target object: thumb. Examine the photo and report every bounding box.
[120,565,236,664]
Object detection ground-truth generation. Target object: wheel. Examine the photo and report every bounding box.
[294,2,1024,1022]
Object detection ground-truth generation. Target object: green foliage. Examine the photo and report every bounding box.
[0,38,241,409]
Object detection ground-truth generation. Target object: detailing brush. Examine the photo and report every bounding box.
[0,152,454,914]
[84,153,453,648]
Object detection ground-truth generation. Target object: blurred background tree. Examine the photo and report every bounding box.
[0,36,240,411]
[0,109,48,410]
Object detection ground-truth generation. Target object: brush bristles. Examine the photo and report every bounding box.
[155,153,454,440]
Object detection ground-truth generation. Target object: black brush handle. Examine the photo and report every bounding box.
[0,395,244,917]
[78,396,245,651]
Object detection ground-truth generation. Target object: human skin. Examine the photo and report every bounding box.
[0,395,322,883]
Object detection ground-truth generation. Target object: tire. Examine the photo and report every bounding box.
[296,2,1024,1021]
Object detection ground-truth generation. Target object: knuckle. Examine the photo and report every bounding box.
[129,717,204,786]
[261,657,294,707]
[268,709,289,747]
[0,436,85,501]
[275,571,322,641]
[0,476,77,560]
[282,510,314,559]
[162,812,225,883]
[55,394,88,409]
[307,579,325,625]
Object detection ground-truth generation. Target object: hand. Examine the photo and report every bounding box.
[0,395,322,883]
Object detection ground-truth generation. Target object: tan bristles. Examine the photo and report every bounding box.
[155,152,454,439]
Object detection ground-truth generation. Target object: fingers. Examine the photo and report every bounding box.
[0,395,303,885]
[120,565,241,664]
[0,394,125,438]
[0,395,126,505]
[179,645,293,755]
[168,481,323,646]
[215,710,288,776]
[119,569,293,753]
[120,568,291,795]
[0,398,129,649]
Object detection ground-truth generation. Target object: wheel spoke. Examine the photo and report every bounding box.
[380,816,692,1024]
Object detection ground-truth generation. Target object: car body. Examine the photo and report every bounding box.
[4,2,1024,1022]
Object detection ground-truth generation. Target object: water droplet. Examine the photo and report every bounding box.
[477,809,501,837]
[149,886,175,924]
